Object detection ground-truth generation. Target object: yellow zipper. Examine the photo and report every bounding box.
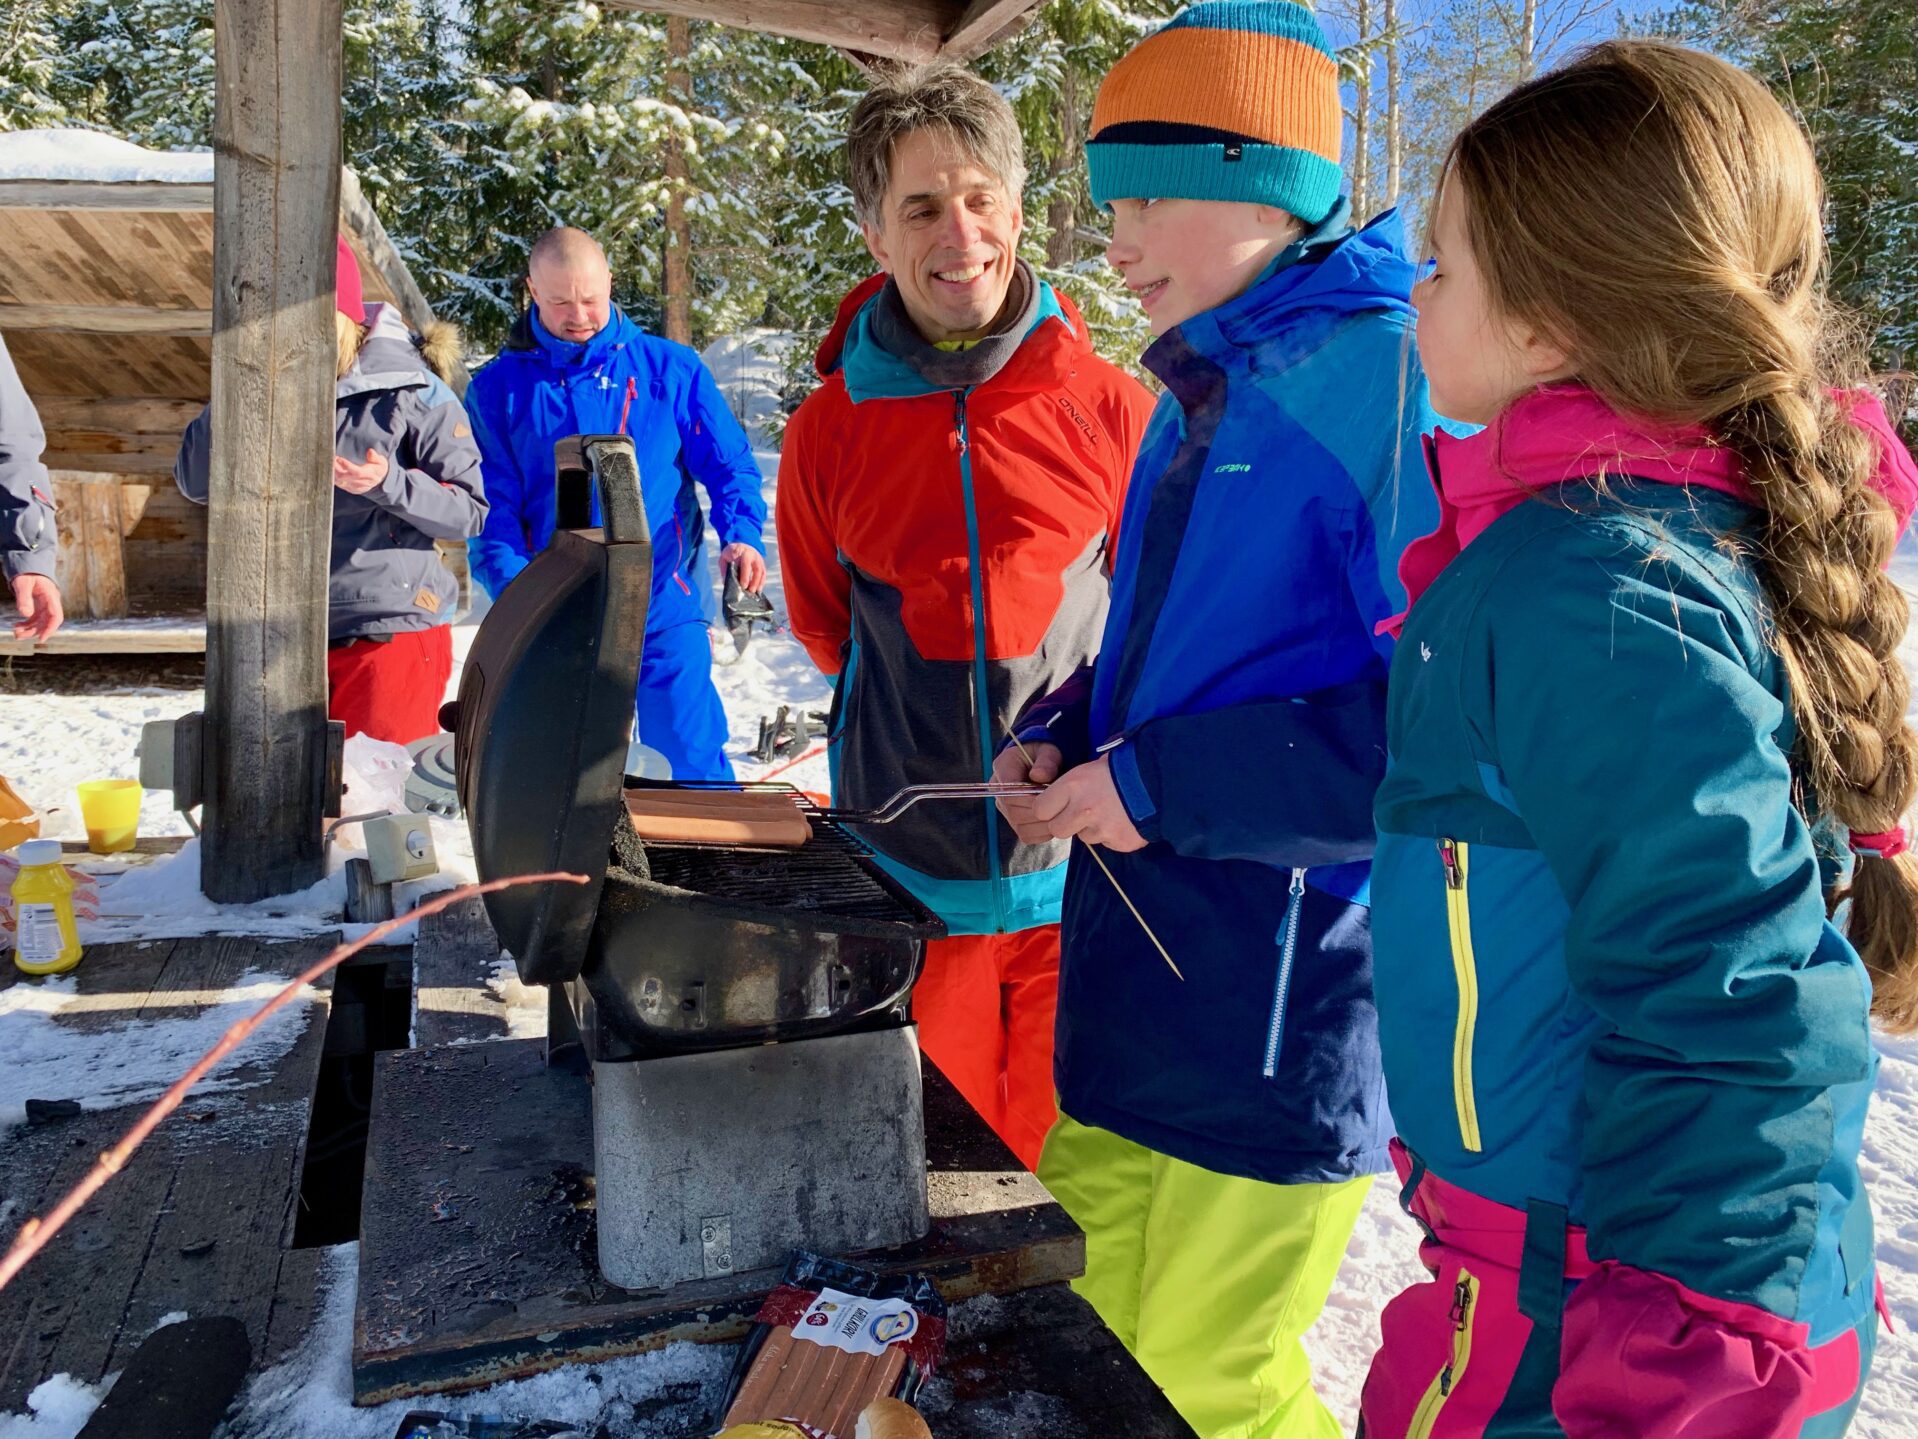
[1406,1269,1481,1439]
[1438,838,1482,1153]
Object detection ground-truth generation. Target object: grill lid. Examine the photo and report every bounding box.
[452,436,652,986]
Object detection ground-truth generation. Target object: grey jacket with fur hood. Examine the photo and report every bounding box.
[175,303,487,641]
[0,333,56,585]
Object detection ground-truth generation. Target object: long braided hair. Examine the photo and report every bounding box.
[1442,40,1918,1028]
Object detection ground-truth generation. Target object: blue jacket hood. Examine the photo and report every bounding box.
[502,303,645,372]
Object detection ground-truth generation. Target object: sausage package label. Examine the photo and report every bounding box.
[793,1287,919,1358]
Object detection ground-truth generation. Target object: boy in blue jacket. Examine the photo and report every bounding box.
[995,4,1441,1434]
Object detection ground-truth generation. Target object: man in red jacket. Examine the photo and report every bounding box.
[778,66,1151,1169]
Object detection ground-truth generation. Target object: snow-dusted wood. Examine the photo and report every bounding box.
[0,180,215,211]
[0,933,338,1410]
[411,895,518,1047]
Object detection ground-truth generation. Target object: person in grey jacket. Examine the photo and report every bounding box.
[0,333,62,643]
[175,238,486,742]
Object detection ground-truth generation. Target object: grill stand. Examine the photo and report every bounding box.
[592,1025,929,1290]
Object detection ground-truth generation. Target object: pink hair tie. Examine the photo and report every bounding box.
[1849,827,1909,859]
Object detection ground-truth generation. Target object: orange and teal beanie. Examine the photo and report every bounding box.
[1086,0,1343,224]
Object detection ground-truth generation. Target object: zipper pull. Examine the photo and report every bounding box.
[1449,1276,1472,1328]
[1289,868,1306,898]
[1438,837,1463,890]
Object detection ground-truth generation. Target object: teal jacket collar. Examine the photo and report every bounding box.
[838,267,1074,403]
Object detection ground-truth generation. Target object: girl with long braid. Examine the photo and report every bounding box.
[1362,40,1918,1438]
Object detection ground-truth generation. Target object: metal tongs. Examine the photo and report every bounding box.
[826,781,1043,825]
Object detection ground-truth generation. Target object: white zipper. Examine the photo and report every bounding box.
[1262,868,1308,1078]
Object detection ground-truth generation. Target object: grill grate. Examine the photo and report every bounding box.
[621,781,940,930]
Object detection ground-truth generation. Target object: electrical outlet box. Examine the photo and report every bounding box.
[364,814,439,885]
[138,719,176,790]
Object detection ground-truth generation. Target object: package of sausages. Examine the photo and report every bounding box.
[715,1252,946,1438]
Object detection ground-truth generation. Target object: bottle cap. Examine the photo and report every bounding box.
[15,838,62,867]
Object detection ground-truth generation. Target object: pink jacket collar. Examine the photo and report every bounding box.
[1385,384,1918,635]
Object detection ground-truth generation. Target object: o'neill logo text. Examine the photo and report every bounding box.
[1056,394,1099,448]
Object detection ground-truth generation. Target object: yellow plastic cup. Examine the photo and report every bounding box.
[76,778,143,855]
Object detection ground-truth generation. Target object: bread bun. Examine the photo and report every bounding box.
[854,1397,933,1439]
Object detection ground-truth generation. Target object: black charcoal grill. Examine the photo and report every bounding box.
[445,435,943,1064]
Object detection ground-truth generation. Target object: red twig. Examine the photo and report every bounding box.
[0,870,588,1295]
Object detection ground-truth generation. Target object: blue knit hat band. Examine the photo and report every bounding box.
[1086,141,1343,223]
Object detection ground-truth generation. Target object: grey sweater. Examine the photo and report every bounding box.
[175,303,488,641]
[0,333,56,584]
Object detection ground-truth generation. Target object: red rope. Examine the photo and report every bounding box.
[0,870,589,1295]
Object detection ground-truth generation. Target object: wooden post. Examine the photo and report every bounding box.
[202,0,344,902]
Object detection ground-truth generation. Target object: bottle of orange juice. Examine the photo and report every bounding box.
[11,839,82,975]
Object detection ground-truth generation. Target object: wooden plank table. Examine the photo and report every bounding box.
[0,933,338,1408]
[0,899,1195,1436]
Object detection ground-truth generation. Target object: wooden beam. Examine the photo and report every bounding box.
[598,0,952,63]
[47,468,174,487]
[0,619,206,656]
[0,181,214,212]
[43,450,182,475]
[202,0,343,903]
[33,397,204,433]
[40,397,200,476]
[0,304,213,335]
[941,0,1046,59]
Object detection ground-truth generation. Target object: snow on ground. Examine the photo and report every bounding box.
[0,1374,108,1439]
[0,128,212,183]
[701,334,795,452]
[7,471,1918,1434]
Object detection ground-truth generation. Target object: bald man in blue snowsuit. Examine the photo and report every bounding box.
[464,227,767,779]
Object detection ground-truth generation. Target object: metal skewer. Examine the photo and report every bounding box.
[1002,732,1184,983]
[826,781,1044,826]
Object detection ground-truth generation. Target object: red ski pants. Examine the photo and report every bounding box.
[911,924,1061,1171]
[327,625,454,746]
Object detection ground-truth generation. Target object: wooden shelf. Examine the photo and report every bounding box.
[1,614,206,656]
